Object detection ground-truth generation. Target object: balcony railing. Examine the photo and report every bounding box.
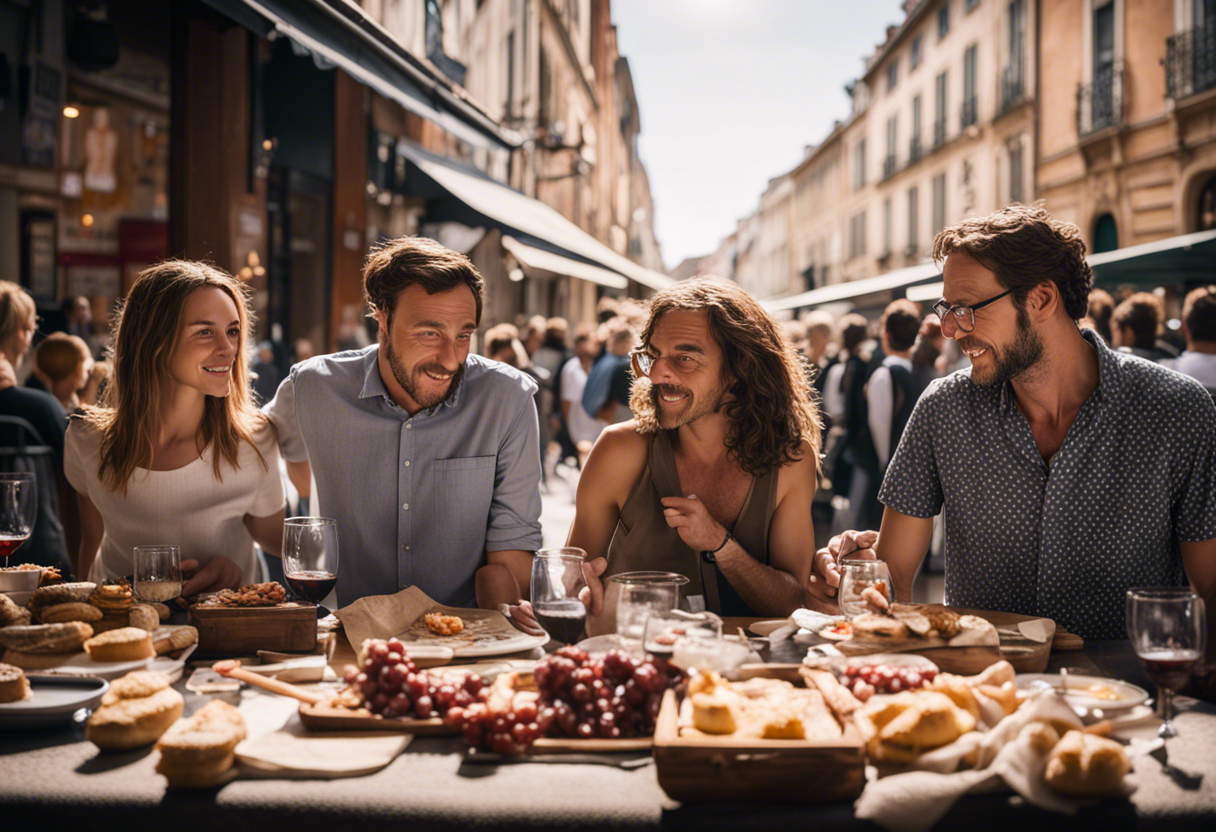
[960,96,978,128]
[1166,24,1216,100]
[932,119,947,148]
[909,136,922,163]
[1076,62,1124,137]
[999,64,1025,115]
[883,154,897,178]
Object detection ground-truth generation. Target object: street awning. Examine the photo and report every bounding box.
[1088,228,1216,285]
[907,282,945,304]
[399,142,673,292]
[502,236,628,290]
[202,0,518,151]
[763,262,942,312]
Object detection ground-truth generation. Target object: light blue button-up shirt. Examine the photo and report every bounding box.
[265,346,543,608]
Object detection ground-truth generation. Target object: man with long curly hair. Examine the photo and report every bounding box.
[515,277,822,629]
[811,205,1216,644]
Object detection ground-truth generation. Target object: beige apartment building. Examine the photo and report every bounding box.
[1037,0,1216,255]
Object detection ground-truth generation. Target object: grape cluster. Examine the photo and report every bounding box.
[446,646,679,755]
[842,662,936,701]
[343,638,484,718]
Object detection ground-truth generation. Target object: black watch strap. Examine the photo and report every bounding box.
[701,530,733,563]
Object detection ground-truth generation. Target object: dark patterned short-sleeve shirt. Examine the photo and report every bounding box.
[879,329,1216,638]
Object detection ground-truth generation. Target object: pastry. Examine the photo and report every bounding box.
[685,671,842,740]
[84,627,155,662]
[1044,729,1130,797]
[856,690,976,763]
[0,593,31,628]
[152,625,198,656]
[128,604,159,632]
[87,684,184,751]
[102,670,172,705]
[155,700,247,788]
[0,662,30,702]
[39,602,104,624]
[0,622,93,654]
[90,582,134,615]
[928,674,981,718]
[150,602,171,621]
[27,582,96,616]
[424,612,465,635]
[196,582,287,607]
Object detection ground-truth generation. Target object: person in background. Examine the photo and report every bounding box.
[293,338,315,365]
[485,323,551,478]
[523,315,547,359]
[911,315,943,390]
[866,300,925,479]
[582,316,636,424]
[596,296,621,326]
[1086,288,1115,345]
[33,333,93,414]
[1161,286,1216,393]
[560,325,607,467]
[803,311,838,401]
[781,318,808,357]
[65,261,285,590]
[530,319,569,476]
[251,341,281,405]
[1112,292,1174,362]
[61,295,106,360]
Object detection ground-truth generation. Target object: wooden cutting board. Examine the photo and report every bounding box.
[836,607,1056,674]
[190,603,318,656]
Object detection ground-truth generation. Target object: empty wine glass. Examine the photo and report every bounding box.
[0,473,36,568]
[282,517,339,605]
[1127,587,1206,739]
[530,548,589,645]
[838,558,894,618]
[608,571,689,650]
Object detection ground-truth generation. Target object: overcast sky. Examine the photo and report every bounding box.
[612,0,907,271]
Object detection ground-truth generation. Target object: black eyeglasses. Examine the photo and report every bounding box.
[932,288,1014,333]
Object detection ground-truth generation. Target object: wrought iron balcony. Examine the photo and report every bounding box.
[909,136,922,162]
[1166,24,1216,100]
[1076,62,1123,137]
[999,64,1025,115]
[883,154,897,178]
[960,96,978,128]
[932,119,947,148]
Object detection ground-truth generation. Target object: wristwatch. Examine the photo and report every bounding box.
[700,530,733,563]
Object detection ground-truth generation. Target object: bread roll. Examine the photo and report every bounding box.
[0,622,93,654]
[0,648,73,669]
[87,686,184,751]
[152,626,198,656]
[0,593,31,628]
[1044,729,1130,797]
[102,670,172,705]
[128,604,159,632]
[40,602,104,624]
[84,627,155,662]
[155,700,247,788]
[0,662,30,702]
[27,582,96,616]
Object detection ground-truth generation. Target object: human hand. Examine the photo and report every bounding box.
[812,529,878,592]
[577,557,608,616]
[180,555,244,598]
[501,599,545,637]
[660,495,728,553]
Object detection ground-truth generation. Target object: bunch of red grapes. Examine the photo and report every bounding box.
[841,661,937,701]
[445,646,679,755]
[344,638,484,718]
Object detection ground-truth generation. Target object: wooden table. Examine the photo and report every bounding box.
[2,626,1214,831]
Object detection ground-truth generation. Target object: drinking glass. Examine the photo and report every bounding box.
[1126,587,1206,739]
[529,548,588,645]
[838,558,894,618]
[282,517,339,604]
[642,609,722,655]
[607,571,690,648]
[134,545,182,603]
[0,473,36,568]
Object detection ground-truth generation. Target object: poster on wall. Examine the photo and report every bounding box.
[20,211,57,301]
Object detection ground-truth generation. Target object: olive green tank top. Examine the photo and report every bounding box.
[602,430,779,616]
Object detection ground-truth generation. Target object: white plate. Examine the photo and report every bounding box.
[449,631,548,658]
[52,653,154,680]
[1017,673,1149,711]
[0,674,109,728]
[747,619,792,637]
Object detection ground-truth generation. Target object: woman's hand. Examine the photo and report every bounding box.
[180,555,243,598]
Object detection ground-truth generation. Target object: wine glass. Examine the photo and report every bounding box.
[642,609,722,655]
[134,545,182,603]
[282,517,339,605]
[0,473,37,568]
[1126,587,1206,739]
[529,548,588,645]
[608,571,690,650]
[838,558,894,618]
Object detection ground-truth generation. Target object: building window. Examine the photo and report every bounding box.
[1093,213,1118,253]
[1008,137,1024,203]
[932,172,947,234]
[934,71,948,146]
[505,31,516,115]
[962,44,978,127]
[883,198,893,255]
[908,186,920,254]
[887,60,899,92]
[854,139,867,191]
[885,116,898,177]
[1002,0,1026,112]
[938,3,950,39]
[911,35,923,69]
[850,211,867,259]
[911,95,922,160]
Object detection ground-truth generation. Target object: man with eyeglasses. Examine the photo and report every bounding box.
[511,277,821,632]
[808,205,1216,645]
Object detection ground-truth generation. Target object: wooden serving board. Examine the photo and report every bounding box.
[835,607,1055,674]
[190,603,318,656]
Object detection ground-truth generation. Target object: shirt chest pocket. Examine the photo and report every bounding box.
[433,456,497,541]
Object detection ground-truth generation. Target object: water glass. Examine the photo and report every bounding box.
[134,545,182,603]
[607,571,689,647]
[838,558,894,618]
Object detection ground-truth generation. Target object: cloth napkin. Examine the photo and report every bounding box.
[854,691,1135,832]
[766,608,839,643]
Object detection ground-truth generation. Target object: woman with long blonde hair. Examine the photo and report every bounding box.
[66,261,285,593]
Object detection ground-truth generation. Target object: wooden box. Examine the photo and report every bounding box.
[189,603,318,656]
[652,676,865,803]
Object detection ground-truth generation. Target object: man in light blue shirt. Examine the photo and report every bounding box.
[265,237,542,610]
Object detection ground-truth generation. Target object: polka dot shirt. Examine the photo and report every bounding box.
[879,329,1216,639]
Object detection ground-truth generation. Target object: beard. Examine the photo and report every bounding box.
[651,379,728,429]
[963,306,1044,388]
[384,337,465,409]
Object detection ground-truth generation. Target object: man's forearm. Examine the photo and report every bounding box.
[475,563,523,609]
[714,540,805,616]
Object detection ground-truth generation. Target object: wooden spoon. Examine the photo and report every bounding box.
[212,659,325,705]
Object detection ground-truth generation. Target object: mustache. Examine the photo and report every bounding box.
[652,383,691,398]
[416,364,459,379]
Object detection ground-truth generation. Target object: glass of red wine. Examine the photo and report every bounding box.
[283,517,339,606]
[1126,587,1206,739]
[0,473,36,568]
[530,548,589,645]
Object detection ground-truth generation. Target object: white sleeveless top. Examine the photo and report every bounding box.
[65,421,286,584]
